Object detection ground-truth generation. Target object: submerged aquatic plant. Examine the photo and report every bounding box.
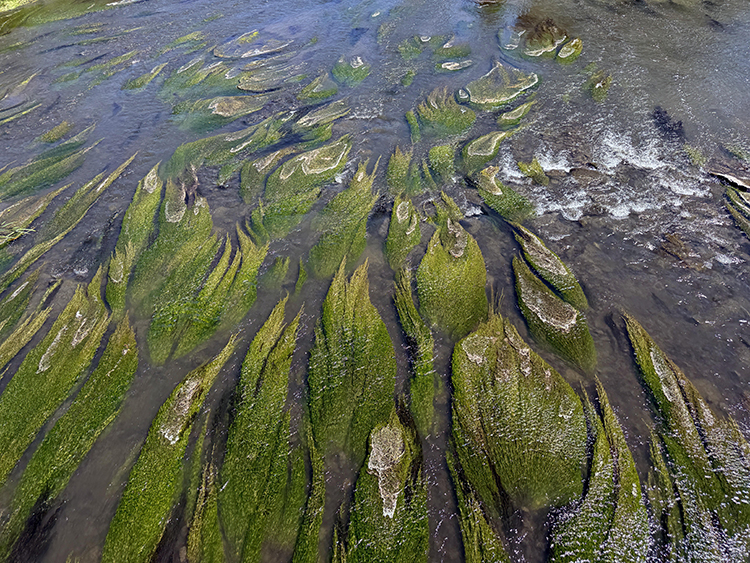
[385,196,421,270]
[332,56,370,86]
[518,157,549,185]
[386,146,422,197]
[461,61,538,110]
[462,130,515,174]
[416,87,476,138]
[473,165,534,222]
[101,336,237,563]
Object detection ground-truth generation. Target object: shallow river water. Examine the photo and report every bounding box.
[0,0,750,561]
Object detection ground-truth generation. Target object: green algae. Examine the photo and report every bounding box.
[401,70,416,87]
[101,336,237,563]
[518,157,549,185]
[557,37,583,64]
[726,187,750,238]
[0,297,52,372]
[0,315,138,560]
[473,165,533,222]
[434,36,471,61]
[0,184,66,249]
[385,196,421,270]
[220,298,305,562]
[332,56,370,87]
[0,153,135,293]
[294,257,306,294]
[496,100,535,129]
[297,72,338,102]
[416,196,488,340]
[308,160,379,279]
[624,313,750,549]
[187,455,224,563]
[416,87,476,138]
[0,268,109,486]
[36,121,72,143]
[513,256,596,372]
[398,36,427,60]
[386,146,422,197]
[428,144,455,184]
[308,260,396,464]
[172,94,267,132]
[293,98,350,134]
[461,61,539,110]
[451,312,587,512]
[511,222,588,310]
[291,427,325,563]
[462,130,515,174]
[259,255,291,289]
[394,269,434,437]
[586,69,612,102]
[258,136,351,239]
[240,146,298,205]
[405,110,421,143]
[339,409,429,562]
[122,62,168,90]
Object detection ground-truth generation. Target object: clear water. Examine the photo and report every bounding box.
[1,0,750,560]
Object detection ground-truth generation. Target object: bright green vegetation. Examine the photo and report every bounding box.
[337,409,429,562]
[308,160,379,279]
[462,130,515,174]
[557,37,583,63]
[291,427,325,563]
[172,94,267,132]
[294,257,307,294]
[473,165,534,222]
[416,194,487,340]
[0,268,41,340]
[187,454,224,563]
[518,157,549,185]
[292,98,350,141]
[683,144,707,167]
[511,223,588,310]
[461,61,538,110]
[37,121,72,143]
[0,316,138,560]
[427,144,455,184]
[397,36,427,60]
[309,260,396,464]
[332,56,370,86]
[160,57,241,102]
[433,36,471,60]
[0,125,95,200]
[451,312,586,518]
[0,153,135,293]
[159,31,207,55]
[255,136,352,239]
[123,63,168,90]
[220,298,306,562]
[401,70,416,87]
[513,256,596,373]
[0,289,53,371]
[549,380,648,562]
[415,87,476,138]
[394,270,435,437]
[624,313,750,557]
[385,196,421,270]
[298,72,338,102]
[405,110,421,143]
[497,100,535,129]
[501,17,582,64]
[586,69,612,102]
[259,255,290,289]
[0,184,65,250]
[240,146,297,205]
[0,268,110,486]
[726,187,750,239]
[101,336,237,563]
[386,146,422,197]
[106,163,163,314]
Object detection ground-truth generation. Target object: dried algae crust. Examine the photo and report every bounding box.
[101,336,237,563]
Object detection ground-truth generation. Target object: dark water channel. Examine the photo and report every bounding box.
[0,0,750,560]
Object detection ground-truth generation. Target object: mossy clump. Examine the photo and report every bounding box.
[339,409,429,562]
[405,110,421,143]
[308,160,379,279]
[397,36,427,60]
[240,146,298,205]
[37,120,72,143]
[473,165,534,223]
[556,37,583,64]
[385,196,421,270]
[427,144,455,184]
[683,144,707,167]
[386,146,422,196]
[0,184,65,250]
[220,299,306,561]
[401,69,416,86]
[462,130,515,174]
[298,72,338,102]
[518,157,549,185]
[0,316,138,560]
[433,36,471,60]
[394,270,435,437]
[416,87,476,138]
[513,256,596,373]
[549,380,649,562]
[101,336,237,563]
[451,312,587,512]
[586,69,612,102]
[624,313,750,548]
[416,195,488,340]
[496,100,535,129]
[122,62,168,90]
[257,136,352,239]
[332,56,370,86]
[0,268,109,487]
[501,17,582,64]
[259,255,291,289]
[511,223,588,311]
[308,260,396,465]
[172,94,267,132]
[463,61,538,110]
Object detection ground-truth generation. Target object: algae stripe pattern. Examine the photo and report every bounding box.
[0,315,138,560]
[0,267,110,486]
[101,335,237,563]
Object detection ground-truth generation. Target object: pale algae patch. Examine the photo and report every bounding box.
[101,336,237,563]
[220,297,306,562]
[451,313,586,555]
[625,314,750,560]
[461,61,538,110]
[462,129,515,174]
[513,256,596,373]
